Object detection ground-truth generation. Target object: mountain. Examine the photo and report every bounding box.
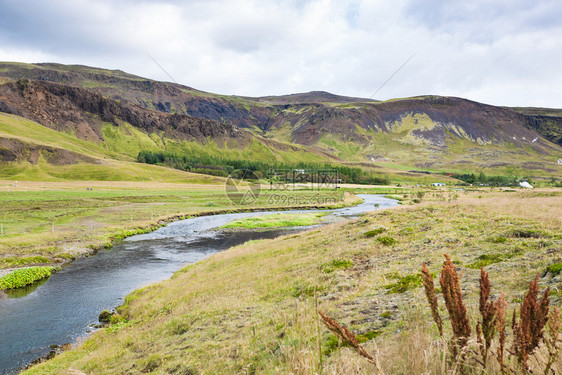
[0,62,560,181]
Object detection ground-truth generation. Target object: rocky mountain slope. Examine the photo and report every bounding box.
[0,62,560,178]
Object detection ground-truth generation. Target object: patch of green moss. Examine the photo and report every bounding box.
[546,263,562,276]
[489,236,507,243]
[384,274,422,293]
[357,330,381,343]
[509,228,543,238]
[321,259,353,273]
[377,236,397,246]
[364,227,386,238]
[466,252,517,269]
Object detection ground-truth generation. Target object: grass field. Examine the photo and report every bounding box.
[22,188,562,374]
[0,180,355,268]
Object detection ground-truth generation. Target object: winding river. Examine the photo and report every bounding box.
[0,194,397,374]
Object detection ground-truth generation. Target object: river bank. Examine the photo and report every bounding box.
[19,190,562,374]
[0,193,390,374]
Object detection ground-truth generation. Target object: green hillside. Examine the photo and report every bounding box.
[0,113,225,182]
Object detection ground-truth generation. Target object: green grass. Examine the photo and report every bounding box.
[221,212,326,229]
[0,266,57,289]
[0,255,50,267]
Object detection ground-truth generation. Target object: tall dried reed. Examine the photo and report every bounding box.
[421,262,443,337]
[439,254,471,358]
[512,273,550,372]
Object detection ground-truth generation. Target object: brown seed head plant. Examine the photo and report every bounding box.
[439,254,471,358]
[495,293,508,374]
[476,267,497,365]
[318,311,378,367]
[421,261,443,337]
[512,273,550,373]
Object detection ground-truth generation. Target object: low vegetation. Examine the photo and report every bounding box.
[0,266,57,290]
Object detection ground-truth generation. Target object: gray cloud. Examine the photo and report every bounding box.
[0,0,560,107]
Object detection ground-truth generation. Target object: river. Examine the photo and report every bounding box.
[0,194,398,374]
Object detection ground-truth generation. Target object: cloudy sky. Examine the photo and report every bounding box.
[0,0,561,107]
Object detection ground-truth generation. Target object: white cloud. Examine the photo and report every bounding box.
[0,0,560,107]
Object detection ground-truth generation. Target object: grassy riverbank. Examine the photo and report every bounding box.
[221,212,328,229]
[0,180,359,268]
[22,188,562,374]
[0,266,57,290]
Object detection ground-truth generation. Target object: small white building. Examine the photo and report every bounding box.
[432,183,446,187]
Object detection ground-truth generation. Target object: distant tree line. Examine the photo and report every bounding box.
[450,172,528,186]
[137,150,389,185]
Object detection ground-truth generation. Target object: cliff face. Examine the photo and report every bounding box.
[0,79,250,146]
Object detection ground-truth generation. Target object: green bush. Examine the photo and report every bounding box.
[0,266,57,290]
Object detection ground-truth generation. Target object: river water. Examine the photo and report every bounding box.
[0,194,397,374]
